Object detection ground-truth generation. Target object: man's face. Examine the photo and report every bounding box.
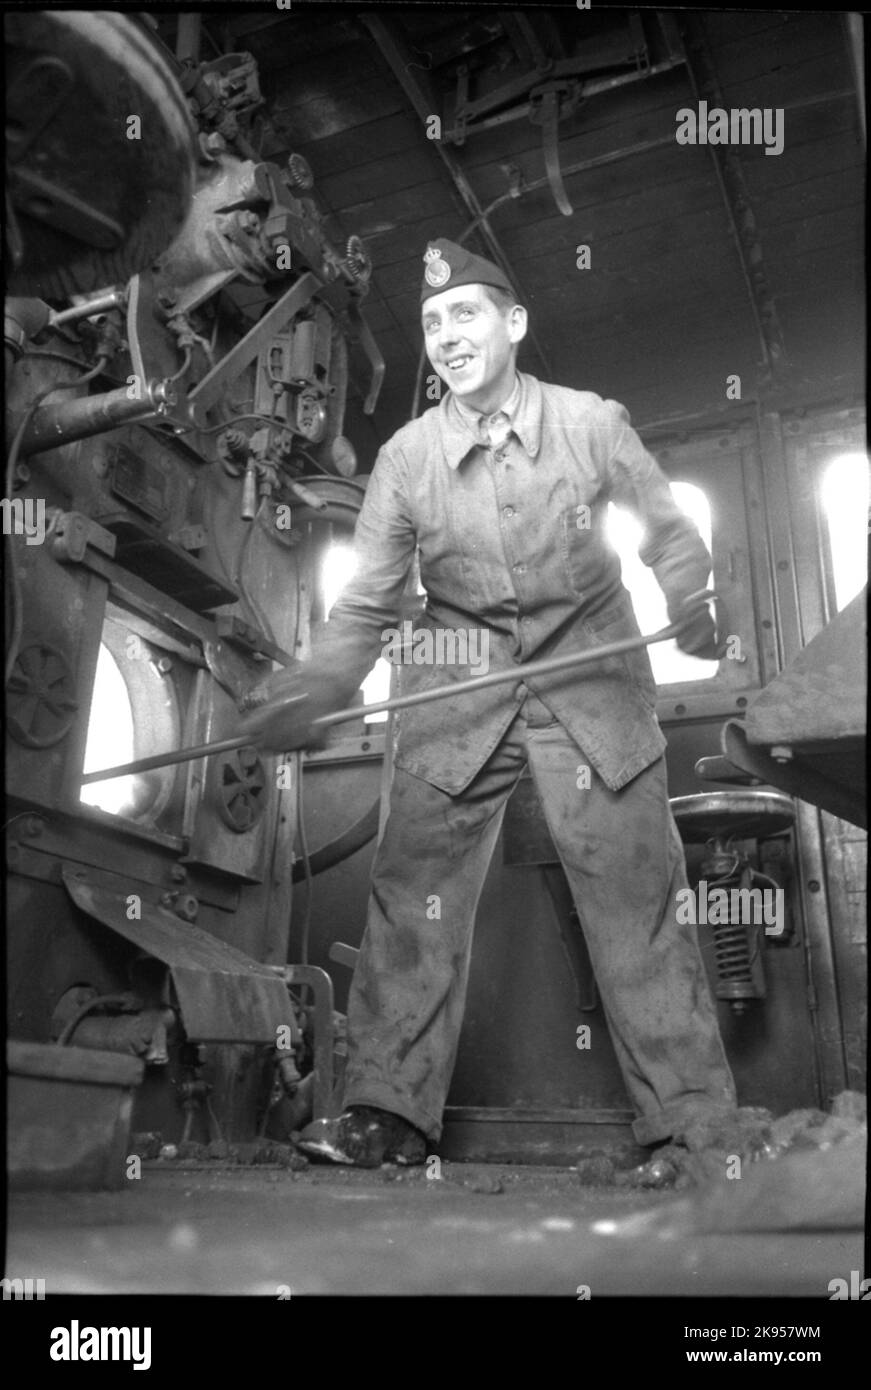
[421,283,527,411]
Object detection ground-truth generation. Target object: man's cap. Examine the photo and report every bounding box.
[420,238,518,303]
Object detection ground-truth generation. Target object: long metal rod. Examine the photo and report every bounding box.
[81,605,708,785]
[447,60,687,138]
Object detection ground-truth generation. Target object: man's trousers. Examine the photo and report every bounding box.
[343,692,737,1145]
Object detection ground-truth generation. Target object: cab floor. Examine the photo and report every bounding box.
[7,1160,860,1297]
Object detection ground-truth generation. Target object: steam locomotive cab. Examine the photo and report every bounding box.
[3,7,866,1314]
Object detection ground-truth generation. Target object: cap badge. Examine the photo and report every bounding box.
[424,247,451,287]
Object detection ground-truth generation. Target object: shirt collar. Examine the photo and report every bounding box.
[452,374,521,434]
[439,372,542,470]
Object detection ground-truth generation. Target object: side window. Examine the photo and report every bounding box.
[321,540,391,722]
[606,481,717,684]
[820,452,869,612]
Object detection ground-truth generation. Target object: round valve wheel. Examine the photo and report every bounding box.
[344,234,372,284]
[6,641,79,748]
[286,152,314,192]
[217,745,266,832]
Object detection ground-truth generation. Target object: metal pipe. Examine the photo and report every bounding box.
[175,12,202,65]
[450,60,687,137]
[19,379,176,456]
[59,1009,176,1062]
[56,993,133,1046]
[284,964,334,1121]
[81,598,714,784]
[287,479,329,511]
[48,290,127,328]
[291,799,381,882]
[844,13,866,148]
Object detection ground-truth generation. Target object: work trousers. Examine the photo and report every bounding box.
[343,692,737,1145]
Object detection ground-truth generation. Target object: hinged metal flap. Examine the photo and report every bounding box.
[62,868,290,1042]
[746,588,867,747]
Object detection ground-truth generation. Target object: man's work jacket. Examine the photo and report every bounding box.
[310,372,712,795]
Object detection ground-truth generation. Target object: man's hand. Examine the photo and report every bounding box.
[669,591,723,661]
[237,664,348,753]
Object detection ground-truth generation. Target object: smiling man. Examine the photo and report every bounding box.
[241,236,737,1168]
[421,245,527,416]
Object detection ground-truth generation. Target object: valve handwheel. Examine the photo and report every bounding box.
[216,745,266,832]
[7,642,79,748]
[344,235,372,285]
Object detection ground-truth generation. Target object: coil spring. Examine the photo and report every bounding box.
[223,428,248,455]
[711,917,753,982]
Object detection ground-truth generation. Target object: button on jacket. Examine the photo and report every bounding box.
[312,372,712,795]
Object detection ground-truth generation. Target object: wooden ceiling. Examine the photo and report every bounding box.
[189,6,864,456]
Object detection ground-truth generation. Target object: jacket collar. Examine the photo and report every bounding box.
[439,371,542,469]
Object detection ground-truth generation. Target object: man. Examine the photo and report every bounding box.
[241,237,737,1167]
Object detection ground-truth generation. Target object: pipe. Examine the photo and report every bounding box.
[6,355,109,498]
[81,595,716,784]
[56,993,134,1046]
[59,1009,176,1062]
[48,290,127,328]
[175,12,202,65]
[18,379,176,456]
[291,798,381,882]
[284,964,334,1121]
[844,13,866,148]
[287,479,329,511]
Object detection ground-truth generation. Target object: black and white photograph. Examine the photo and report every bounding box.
[3,0,867,1349]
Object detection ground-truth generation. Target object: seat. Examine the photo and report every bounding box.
[670,790,795,844]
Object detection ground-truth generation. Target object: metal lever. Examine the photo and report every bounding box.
[81,592,718,785]
[528,81,582,218]
[344,300,385,415]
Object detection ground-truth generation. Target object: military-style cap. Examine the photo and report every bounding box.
[420,237,517,303]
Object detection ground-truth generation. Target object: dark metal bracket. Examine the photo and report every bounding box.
[345,301,385,416]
